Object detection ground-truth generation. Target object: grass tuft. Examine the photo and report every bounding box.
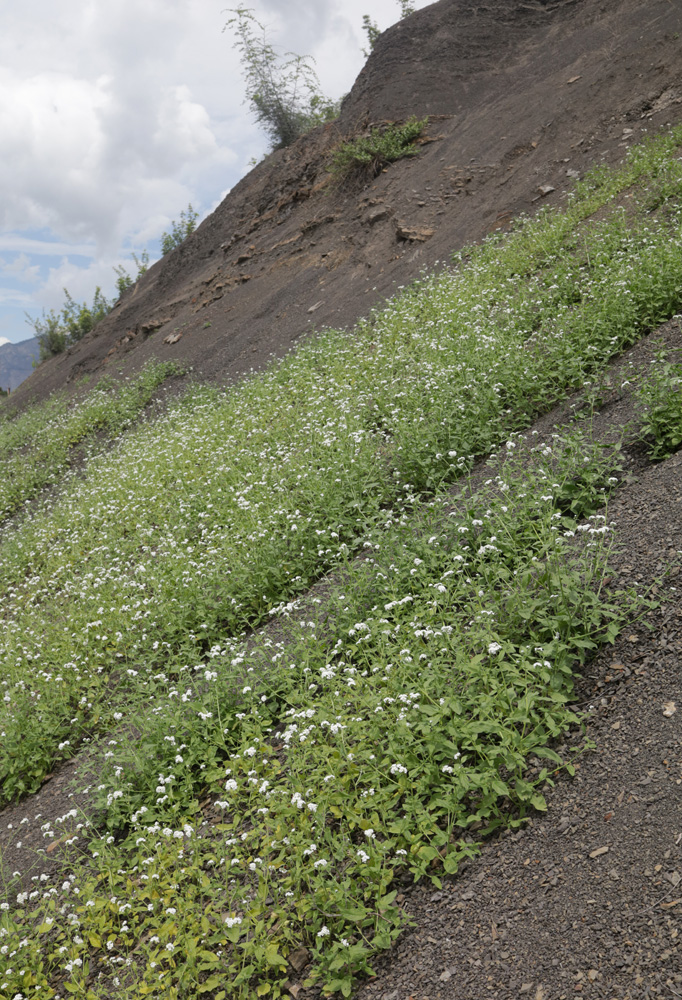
[329,117,427,179]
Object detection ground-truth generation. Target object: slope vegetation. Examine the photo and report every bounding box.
[2,2,682,997]
[1,124,682,998]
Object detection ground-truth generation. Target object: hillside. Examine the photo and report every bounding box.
[9,0,682,410]
[1,2,682,999]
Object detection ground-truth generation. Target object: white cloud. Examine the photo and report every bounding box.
[28,256,149,315]
[0,70,107,234]
[0,253,41,285]
[0,235,96,258]
[0,0,428,248]
[0,66,232,252]
[0,288,36,309]
[0,0,251,251]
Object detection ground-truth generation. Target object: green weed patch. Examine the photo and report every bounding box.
[0,431,633,999]
[0,361,182,525]
[636,341,682,459]
[1,127,682,997]
[329,117,427,179]
[2,133,682,799]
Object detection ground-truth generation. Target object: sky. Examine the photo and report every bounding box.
[0,0,432,345]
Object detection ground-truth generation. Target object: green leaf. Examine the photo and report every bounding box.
[327,981,349,996]
[199,977,224,993]
[443,853,460,874]
[417,844,439,862]
[378,890,397,908]
[225,924,242,944]
[338,904,369,921]
[514,777,534,799]
[264,943,286,968]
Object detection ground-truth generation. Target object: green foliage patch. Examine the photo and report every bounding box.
[27,287,113,361]
[362,1,416,56]
[161,205,200,256]
[0,360,182,526]
[223,7,340,150]
[113,250,151,297]
[329,117,427,179]
[1,126,682,997]
[636,340,682,459]
[0,432,632,1000]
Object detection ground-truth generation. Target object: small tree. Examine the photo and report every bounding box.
[29,309,67,360]
[27,286,113,360]
[160,205,199,256]
[362,1,416,55]
[361,14,381,57]
[61,287,111,343]
[223,7,339,150]
[113,250,150,298]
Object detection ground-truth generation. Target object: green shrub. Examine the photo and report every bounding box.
[329,116,427,179]
[636,344,682,459]
[362,2,416,56]
[361,13,381,55]
[223,7,340,150]
[160,204,199,255]
[28,308,67,359]
[27,286,112,360]
[60,287,110,342]
[113,249,150,297]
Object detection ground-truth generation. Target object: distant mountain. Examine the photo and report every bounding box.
[0,337,40,393]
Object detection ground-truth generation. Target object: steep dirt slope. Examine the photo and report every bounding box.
[10,0,682,410]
